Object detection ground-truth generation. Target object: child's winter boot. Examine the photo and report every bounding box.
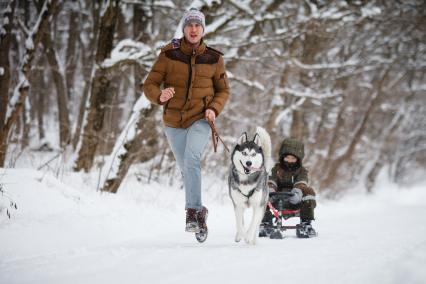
[296,220,317,238]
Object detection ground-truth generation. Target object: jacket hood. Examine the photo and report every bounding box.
[279,138,305,161]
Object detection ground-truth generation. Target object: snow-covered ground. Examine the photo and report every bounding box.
[1,167,426,284]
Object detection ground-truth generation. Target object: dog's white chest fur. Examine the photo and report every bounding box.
[230,183,263,207]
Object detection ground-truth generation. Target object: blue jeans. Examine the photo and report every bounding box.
[164,119,211,210]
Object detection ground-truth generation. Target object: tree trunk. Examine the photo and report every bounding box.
[0,1,15,166]
[22,102,30,149]
[290,106,308,140]
[313,98,347,181]
[72,0,101,149]
[74,0,120,172]
[133,3,150,100]
[1,0,56,167]
[102,104,159,193]
[42,29,71,147]
[320,70,391,192]
[290,20,324,141]
[65,1,79,99]
[97,6,125,156]
[31,66,46,141]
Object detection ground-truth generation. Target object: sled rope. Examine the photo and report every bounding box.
[208,120,230,153]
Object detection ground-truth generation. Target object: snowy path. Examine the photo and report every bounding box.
[1,169,425,284]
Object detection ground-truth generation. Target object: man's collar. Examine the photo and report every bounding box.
[180,37,206,55]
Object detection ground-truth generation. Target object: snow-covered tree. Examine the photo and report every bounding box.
[1,0,424,195]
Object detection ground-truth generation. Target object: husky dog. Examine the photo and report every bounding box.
[228,127,272,245]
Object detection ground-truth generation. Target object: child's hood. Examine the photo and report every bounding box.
[279,138,305,161]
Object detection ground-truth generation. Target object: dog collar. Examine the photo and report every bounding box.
[232,168,261,184]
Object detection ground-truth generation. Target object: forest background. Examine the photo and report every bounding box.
[0,0,425,197]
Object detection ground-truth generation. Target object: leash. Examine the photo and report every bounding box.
[207,120,230,153]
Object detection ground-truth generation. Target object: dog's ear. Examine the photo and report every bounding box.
[253,133,261,146]
[237,132,248,145]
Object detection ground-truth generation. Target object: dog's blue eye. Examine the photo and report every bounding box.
[242,152,247,156]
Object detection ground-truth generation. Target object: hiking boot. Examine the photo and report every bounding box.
[296,221,317,238]
[185,208,199,232]
[196,206,209,231]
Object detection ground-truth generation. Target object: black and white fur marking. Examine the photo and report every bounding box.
[228,127,272,245]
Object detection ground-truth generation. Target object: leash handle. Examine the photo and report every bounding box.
[207,120,230,153]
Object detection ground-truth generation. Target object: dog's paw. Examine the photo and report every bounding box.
[244,236,250,244]
[244,231,258,245]
[244,233,253,245]
[250,234,258,245]
[235,232,244,242]
[245,235,257,245]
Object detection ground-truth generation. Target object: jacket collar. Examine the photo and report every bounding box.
[180,37,206,56]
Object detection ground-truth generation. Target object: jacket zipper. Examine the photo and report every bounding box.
[182,49,195,122]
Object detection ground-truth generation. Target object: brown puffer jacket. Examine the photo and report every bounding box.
[143,38,230,128]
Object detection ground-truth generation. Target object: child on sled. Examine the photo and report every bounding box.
[260,138,317,238]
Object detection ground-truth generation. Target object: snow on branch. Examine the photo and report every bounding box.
[361,5,382,18]
[229,0,254,16]
[274,97,306,125]
[153,0,175,8]
[291,58,359,70]
[227,71,265,91]
[305,0,319,18]
[205,14,233,36]
[318,6,353,20]
[101,39,152,69]
[0,2,12,36]
[281,86,343,99]
[230,33,301,49]
[121,0,175,8]
[21,0,51,74]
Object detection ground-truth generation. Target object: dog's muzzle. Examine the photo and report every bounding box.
[240,160,261,175]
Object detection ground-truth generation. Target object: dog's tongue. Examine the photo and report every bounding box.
[249,166,261,171]
[243,166,260,174]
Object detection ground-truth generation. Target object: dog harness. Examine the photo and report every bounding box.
[237,187,257,199]
[229,168,266,199]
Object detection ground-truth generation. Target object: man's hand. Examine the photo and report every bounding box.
[205,109,216,122]
[159,87,175,103]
